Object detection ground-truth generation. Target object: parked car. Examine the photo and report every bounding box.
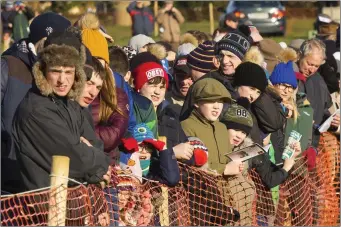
[219,1,286,36]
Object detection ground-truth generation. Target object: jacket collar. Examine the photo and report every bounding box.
[190,108,219,128]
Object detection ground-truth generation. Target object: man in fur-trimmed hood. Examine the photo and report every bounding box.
[10,32,111,192]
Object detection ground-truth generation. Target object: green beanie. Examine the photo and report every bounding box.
[221,104,253,134]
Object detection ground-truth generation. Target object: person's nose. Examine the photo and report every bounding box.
[236,131,243,139]
[89,86,97,98]
[222,55,230,64]
[57,72,67,84]
[154,87,161,95]
[213,102,220,109]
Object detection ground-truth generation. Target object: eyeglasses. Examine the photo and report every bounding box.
[278,84,294,92]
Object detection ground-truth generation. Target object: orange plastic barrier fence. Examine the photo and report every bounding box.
[1,132,339,226]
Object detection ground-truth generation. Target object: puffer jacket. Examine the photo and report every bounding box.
[91,88,129,162]
[156,8,185,43]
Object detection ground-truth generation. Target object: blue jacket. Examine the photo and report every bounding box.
[148,148,180,187]
[113,72,136,133]
[127,2,154,36]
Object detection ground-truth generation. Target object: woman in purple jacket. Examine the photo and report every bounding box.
[91,61,129,163]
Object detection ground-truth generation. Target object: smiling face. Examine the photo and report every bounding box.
[274,83,294,103]
[218,50,242,75]
[228,129,247,146]
[237,86,261,103]
[137,144,152,160]
[196,100,224,122]
[46,66,75,97]
[78,72,103,107]
[139,77,166,107]
[174,72,193,97]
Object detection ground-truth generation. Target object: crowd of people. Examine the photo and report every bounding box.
[1,1,340,226]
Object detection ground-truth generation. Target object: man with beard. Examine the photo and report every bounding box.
[165,55,193,115]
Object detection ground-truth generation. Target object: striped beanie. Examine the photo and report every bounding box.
[187,41,215,73]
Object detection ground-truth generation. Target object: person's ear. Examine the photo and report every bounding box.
[125,71,131,82]
[213,56,220,69]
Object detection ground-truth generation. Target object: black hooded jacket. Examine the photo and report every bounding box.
[10,43,110,192]
[12,86,111,192]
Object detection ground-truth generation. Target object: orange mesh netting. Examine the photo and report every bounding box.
[1,132,340,226]
[178,163,250,226]
[308,132,340,226]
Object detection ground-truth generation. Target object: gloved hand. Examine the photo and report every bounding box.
[143,139,165,151]
[121,138,139,152]
[193,148,208,167]
[302,147,317,171]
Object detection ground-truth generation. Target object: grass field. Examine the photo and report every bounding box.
[105,18,315,47]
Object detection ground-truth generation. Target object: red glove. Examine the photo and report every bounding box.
[143,139,165,151]
[121,138,139,152]
[193,148,208,167]
[302,147,317,171]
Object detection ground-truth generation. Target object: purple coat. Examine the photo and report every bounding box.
[91,88,129,161]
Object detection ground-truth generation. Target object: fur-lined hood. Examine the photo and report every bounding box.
[180,33,199,47]
[278,47,298,63]
[147,43,167,60]
[243,46,264,66]
[32,44,86,100]
[232,137,254,152]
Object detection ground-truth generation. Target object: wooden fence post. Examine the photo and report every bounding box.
[154,1,159,37]
[48,156,70,226]
[158,136,169,226]
[209,2,214,35]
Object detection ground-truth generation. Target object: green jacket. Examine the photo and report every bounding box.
[12,8,34,42]
[284,93,314,151]
[132,92,158,137]
[181,109,231,174]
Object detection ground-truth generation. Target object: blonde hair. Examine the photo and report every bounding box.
[99,63,126,123]
[268,85,299,124]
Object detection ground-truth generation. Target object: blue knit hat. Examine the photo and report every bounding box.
[133,123,155,143]
[270,61,298,88]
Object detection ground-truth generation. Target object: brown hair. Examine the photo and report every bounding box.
[98,59,126,124]
[186,30,210,44]
[147,77,166,87]
[108,46,129,76]
[88,56,106,80]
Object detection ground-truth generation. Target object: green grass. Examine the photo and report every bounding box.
[105,18,315,47]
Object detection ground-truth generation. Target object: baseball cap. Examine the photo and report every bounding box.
[225,13,238,22]
[173,55,190,75]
